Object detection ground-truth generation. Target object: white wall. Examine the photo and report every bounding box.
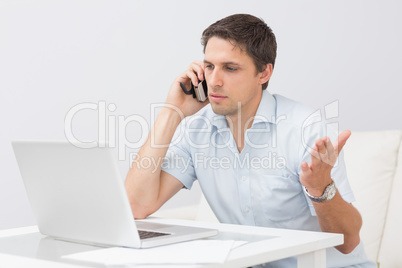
[1,0,401,230]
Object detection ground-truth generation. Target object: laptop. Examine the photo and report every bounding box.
[11,140,218,248]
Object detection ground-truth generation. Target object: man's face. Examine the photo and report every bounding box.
[204,37,265,120]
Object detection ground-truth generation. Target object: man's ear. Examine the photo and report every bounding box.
[259,64,273,85]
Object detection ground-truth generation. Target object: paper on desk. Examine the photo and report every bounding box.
[62,240,236,265]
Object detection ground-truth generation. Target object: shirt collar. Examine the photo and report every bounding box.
[252,90,277,126]
[209,90,277,130]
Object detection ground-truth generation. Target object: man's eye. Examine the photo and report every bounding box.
[226,67,237,71]
[205,65,214,69]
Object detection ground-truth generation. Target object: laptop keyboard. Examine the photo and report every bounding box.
[138,230,170,240]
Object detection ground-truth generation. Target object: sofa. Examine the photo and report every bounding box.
[153,131,402,267]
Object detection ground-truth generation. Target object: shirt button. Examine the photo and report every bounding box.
[241,176,247,182]
[244,207,250,213]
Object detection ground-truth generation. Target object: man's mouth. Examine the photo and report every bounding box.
[209,93,227,102]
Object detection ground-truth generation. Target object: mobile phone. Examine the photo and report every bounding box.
[180,79,208,102]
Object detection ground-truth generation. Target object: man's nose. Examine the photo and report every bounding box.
[207,69,223,88]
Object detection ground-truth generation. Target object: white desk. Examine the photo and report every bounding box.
[0,218,343,268]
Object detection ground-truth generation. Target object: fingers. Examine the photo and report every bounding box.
[311,137,334,167]
[176,61,204,92]
[191,61,205,81]
[302,132,351,192]
[325,137,335,157]
[300,161,312,174]
[310,145,321,162]
[311,138,327,162]
[184,61,204,87]
[316,138,327,155]
[310,131,351,169]
[334,130,352,154]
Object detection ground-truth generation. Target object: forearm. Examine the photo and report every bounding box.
[313,192,362,254]
[300,131,361,253]
[124,107,183,216]
[125,61,208,218]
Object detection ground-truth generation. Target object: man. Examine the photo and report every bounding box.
[125,14,375,267]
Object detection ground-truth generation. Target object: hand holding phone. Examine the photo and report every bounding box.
[180,79,208,102]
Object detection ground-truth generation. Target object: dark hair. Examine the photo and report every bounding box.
[201,14,277,90]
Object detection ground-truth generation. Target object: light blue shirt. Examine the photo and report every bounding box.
[162,91,376,267]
